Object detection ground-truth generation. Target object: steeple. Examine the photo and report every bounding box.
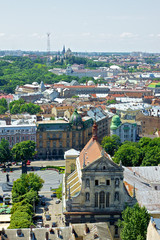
[92,122,98,141]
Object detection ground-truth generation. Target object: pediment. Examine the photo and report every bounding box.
[83,155,123,172]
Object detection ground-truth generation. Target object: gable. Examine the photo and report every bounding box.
[82,155,123,173]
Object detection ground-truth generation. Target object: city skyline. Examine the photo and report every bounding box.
[0,0,160,52]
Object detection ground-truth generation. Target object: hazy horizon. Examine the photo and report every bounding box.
[1,0,160,53]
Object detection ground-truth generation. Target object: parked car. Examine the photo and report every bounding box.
[38,195,44,198]
[51,193,57,198]
[52,222,57,227]
[45,215,51,221]
[55,199,61,204]
[41,200,46,206]
[44,206,49,211]
[27,160,31,165]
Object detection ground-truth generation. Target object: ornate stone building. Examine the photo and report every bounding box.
[110,115,137,142]
[36,109,93,160]
[64,123,136,239]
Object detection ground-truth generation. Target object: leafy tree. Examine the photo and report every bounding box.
[141,146,160,166]
[113,143,141,166]
[12,173,44,203]
[101,135,121,156]
[0,139,12,165]
[0,98,8,109]
[0,105,7,114]
[9,211,33,229]
[12,140,36,163]
[118,203,150,240]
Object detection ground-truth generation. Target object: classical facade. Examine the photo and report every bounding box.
[110,115,137,142]
[64,123,136,239]
[36,109,93,160]
[0,124,36,148]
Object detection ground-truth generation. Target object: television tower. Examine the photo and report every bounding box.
[46,33,51,66]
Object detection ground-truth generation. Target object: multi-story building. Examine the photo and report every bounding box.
[110,115,137,142]
[0,124,36,148]
[64,123,136,239]
[36,109,93,160]
[87,107,109,142]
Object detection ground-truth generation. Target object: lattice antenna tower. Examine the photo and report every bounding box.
[46,33,51,66]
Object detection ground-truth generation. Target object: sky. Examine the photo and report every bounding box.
[0,0,160,52]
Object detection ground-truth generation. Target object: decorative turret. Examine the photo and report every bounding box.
[69,109,83,126]
[110,115,121,130]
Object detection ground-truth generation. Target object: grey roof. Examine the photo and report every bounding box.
[124,166,160,214]
[87,108,106,122]
[2,223,112,240]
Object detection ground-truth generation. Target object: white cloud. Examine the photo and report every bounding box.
[0,33,5,37]
[120,32,139,39]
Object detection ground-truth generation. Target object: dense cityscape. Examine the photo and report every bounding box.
[0,48,159,240]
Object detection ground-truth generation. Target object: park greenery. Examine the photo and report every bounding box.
[0,98,8,114]
[0,139,13,165]
[9,98,42,114]
[0,140,36,171]
[0,55,112,94]
[101,136,160,167]
[53,183,62,200]
[41,165,65,174]
[9,173,44,229]
[118,203,150,240]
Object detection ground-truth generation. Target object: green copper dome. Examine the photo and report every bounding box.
[69,109,83,126]
[110,115,121,130]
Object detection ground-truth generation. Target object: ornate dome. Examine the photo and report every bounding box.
[110,115,121,130]
[69,109,83,126]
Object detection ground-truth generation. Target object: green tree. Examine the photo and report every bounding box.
[9,211,33,229]
[101,135,121,156]
[12,140,36,163]
[12,173,44,203]
[118,203,150,240]
[0,139,12,165]
[0,105,7,114]
[0,98,8,109]
[113,143,141,166]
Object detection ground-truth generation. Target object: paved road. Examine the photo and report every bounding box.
[0,161,64,195]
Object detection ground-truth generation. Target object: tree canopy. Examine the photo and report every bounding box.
[11,140,36,163]
[118,203,150,240]
[101,135,121,156]
[9,173,44,229]
[0,138,12,164]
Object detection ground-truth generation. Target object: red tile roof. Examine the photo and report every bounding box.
[79,138,103,169]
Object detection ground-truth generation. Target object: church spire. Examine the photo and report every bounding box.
[92,122,98,141]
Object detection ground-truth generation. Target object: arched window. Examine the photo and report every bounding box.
[86,179,90,188]
[85,192,90,201]
[99,191,105,209]
[95,192,98,207]
[115,178,119,188]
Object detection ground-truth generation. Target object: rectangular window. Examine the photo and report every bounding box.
[106,180,110,186]
[95,193,98,207]
[95,180,99,186]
